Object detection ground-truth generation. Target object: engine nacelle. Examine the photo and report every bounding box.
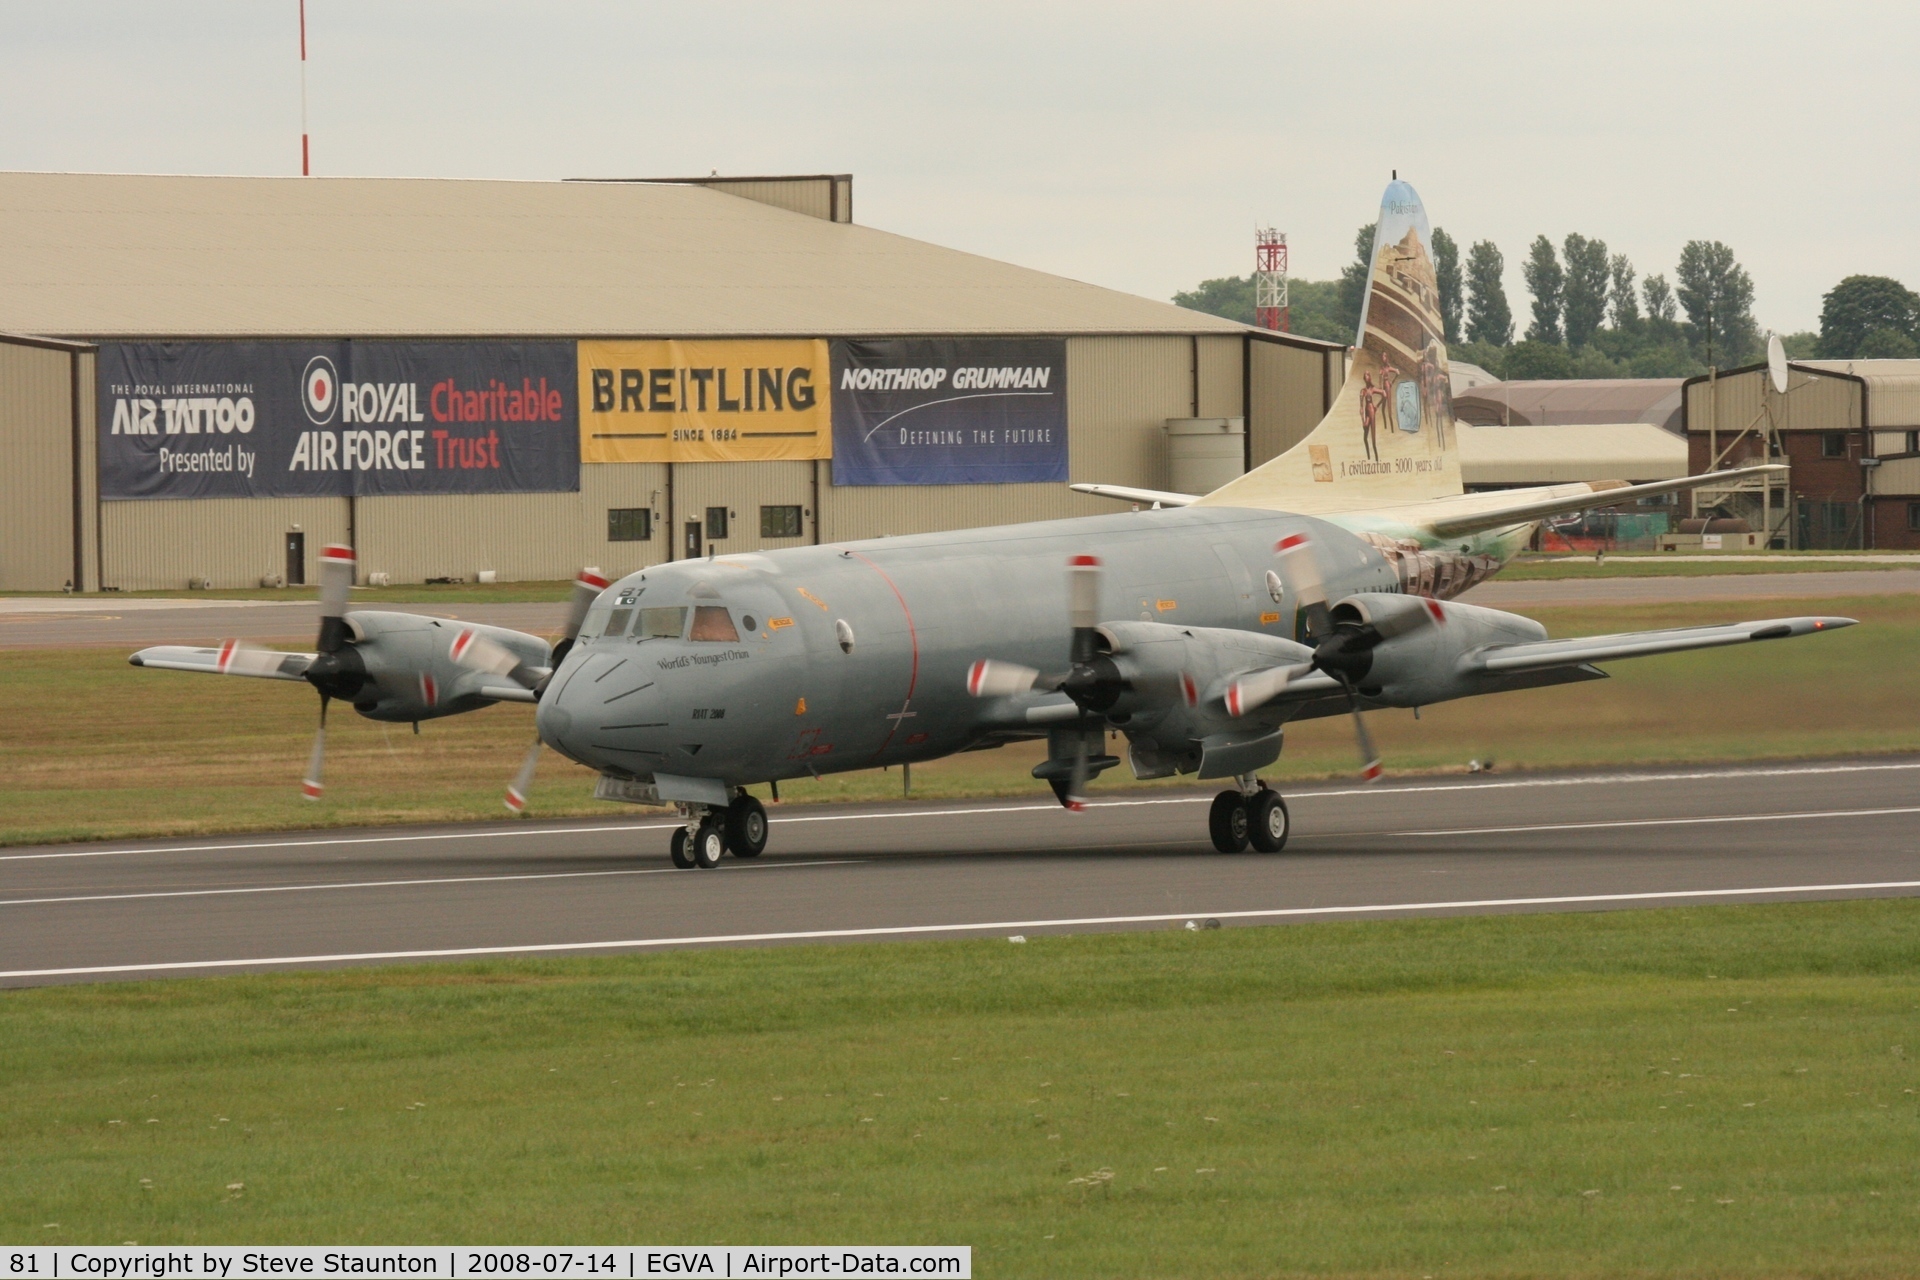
[307,610,551,723]
[1330,593,1547,707]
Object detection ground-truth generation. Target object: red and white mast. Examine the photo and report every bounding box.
[1254,226,1288,332]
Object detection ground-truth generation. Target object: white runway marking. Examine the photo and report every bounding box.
[4,759,1916,864]
[1380,805,1920,838]
[5,878,1917,980]
[0,859,858,909]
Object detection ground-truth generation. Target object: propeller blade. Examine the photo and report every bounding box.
[966,659,1041,698]
[1223,661,1314,718]
[1063,722,1091,812]
[213,639,298,678]
[1068,554,1102,664]
[1346,689,1383,783]
[1373,595,1448,641]
[504,737,542,814]
[316,544,356,653]
[301,695,329,800]
[1274,533,1331,640]
[450,628,544,690]
[562,570,610,642]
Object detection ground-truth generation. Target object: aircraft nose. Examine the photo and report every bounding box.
[537,648,667,772]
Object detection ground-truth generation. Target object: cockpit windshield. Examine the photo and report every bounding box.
[689,605,740,642]
[638,606,688,640]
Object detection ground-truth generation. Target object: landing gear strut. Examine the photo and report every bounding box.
[1208,775,1288,853]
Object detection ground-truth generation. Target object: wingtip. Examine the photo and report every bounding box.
[127,653,144,667]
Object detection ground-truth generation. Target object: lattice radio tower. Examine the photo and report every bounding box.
[1254,227,1288,331]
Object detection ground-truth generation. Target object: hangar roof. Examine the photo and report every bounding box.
[1453,378,1684,432]
[0,171,1245,340]
[1458,421,1688,486]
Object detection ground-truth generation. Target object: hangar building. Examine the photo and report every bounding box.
[0,171,1344,592]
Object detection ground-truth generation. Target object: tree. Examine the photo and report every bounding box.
[1503,339,1575,380]
[1523,235,1564,345]
[1643,273,1677,323]
[1858,327,1920,359]
[1561,233,1610,348]
[1675,240,1757,366]
[1335,223,1377,339]
[1464,240,1512,345]
[1172,276,1254,325]
[1609,253,1640,330]
[1816,275,1920,358]
[1432,227,1463,343]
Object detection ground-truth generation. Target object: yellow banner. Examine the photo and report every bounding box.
[578,339,832,463]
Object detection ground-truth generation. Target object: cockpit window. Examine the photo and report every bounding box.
[689,605,740,642]
[579,602,613,639]
[638,606,688,640]
[603,607,634,638]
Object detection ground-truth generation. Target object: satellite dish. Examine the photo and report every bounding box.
[1767,334,1789,393]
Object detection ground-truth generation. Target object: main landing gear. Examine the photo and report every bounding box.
[669,791,770,869]
[1207,775,1289,853]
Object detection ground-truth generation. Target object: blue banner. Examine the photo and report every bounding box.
[99,341,579,500]
[829,338,1067,486]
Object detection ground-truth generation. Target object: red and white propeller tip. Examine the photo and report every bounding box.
[318,544,355,614]
[967,659,1040,698]
[1067,555,1101,632]
[504,738,541,814]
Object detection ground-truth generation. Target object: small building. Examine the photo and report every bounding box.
[1682,358,1920,549]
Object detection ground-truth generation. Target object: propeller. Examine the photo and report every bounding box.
[1222,532,1448,782]
[964,555,1114,810]
[448,568,610,813]
[298,543,359,800]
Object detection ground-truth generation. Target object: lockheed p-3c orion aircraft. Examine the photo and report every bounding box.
[132,180,1848,866]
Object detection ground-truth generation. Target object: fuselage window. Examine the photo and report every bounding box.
[638,606,689,640]
[690,605,740,642]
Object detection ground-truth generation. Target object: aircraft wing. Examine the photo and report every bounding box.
[1390,465,1784,539]
[1068,483,1200,508]
[129,643,314,681]
[1463,615,1853,675]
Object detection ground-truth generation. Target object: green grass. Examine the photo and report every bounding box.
[3,594,1918,847]
[1498,553,1919,580]
[3,900,1919,1273]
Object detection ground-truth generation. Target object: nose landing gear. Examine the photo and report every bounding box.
[668,791,770,868]
[1207,775,1289,853]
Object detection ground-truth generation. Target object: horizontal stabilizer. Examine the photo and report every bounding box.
[1466,615,1853,675]
[1069,483,1200,508]
[128,644,313,681]
[1418,465,1785,538]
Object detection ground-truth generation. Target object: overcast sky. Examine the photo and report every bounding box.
[3,1,1913,334]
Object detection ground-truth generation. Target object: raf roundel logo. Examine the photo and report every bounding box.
[302,354,338,425]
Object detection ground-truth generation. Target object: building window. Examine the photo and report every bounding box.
[760,505,804,538]
[1822,432,1847,458]
[607,508,651,542]
[705,507,729,540]
[1909,502,1920,533]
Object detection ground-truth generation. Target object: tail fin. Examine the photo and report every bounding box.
[1196,180,1462,514]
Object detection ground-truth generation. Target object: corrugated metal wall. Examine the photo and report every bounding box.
[1248,339,1333,467]
[696,178,837,222]
[0,338,81,591]
[1872,456,1920,496]
[86,332,1331,584]
[1685,367,1860,438]
[102,496,351,591]
[1195,335,1243,420]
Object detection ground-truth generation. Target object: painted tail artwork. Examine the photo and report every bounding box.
[1198,179,1462,516]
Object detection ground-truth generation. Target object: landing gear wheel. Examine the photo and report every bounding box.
[725,794,768,858]
[1247,790,1290,853]
[1208,791,1250,853]
[669,827,695,869]
[692,820,726,869]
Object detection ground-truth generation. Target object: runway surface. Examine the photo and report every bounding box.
[4,758,1918,987]
[4,568,1915,649]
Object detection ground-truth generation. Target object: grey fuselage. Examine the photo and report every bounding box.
[535,505,1471,789]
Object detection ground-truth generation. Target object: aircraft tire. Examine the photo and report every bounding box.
[670,827,696,869]
[725,794,768,857]
[1248,790,1290,853]
[1208,791,1250,853]
[692,820,727,869]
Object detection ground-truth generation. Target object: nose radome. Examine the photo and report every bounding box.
[539,648,669,773]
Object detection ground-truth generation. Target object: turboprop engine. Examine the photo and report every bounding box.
[1314,593,1548,708]
[307,610,552,724]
